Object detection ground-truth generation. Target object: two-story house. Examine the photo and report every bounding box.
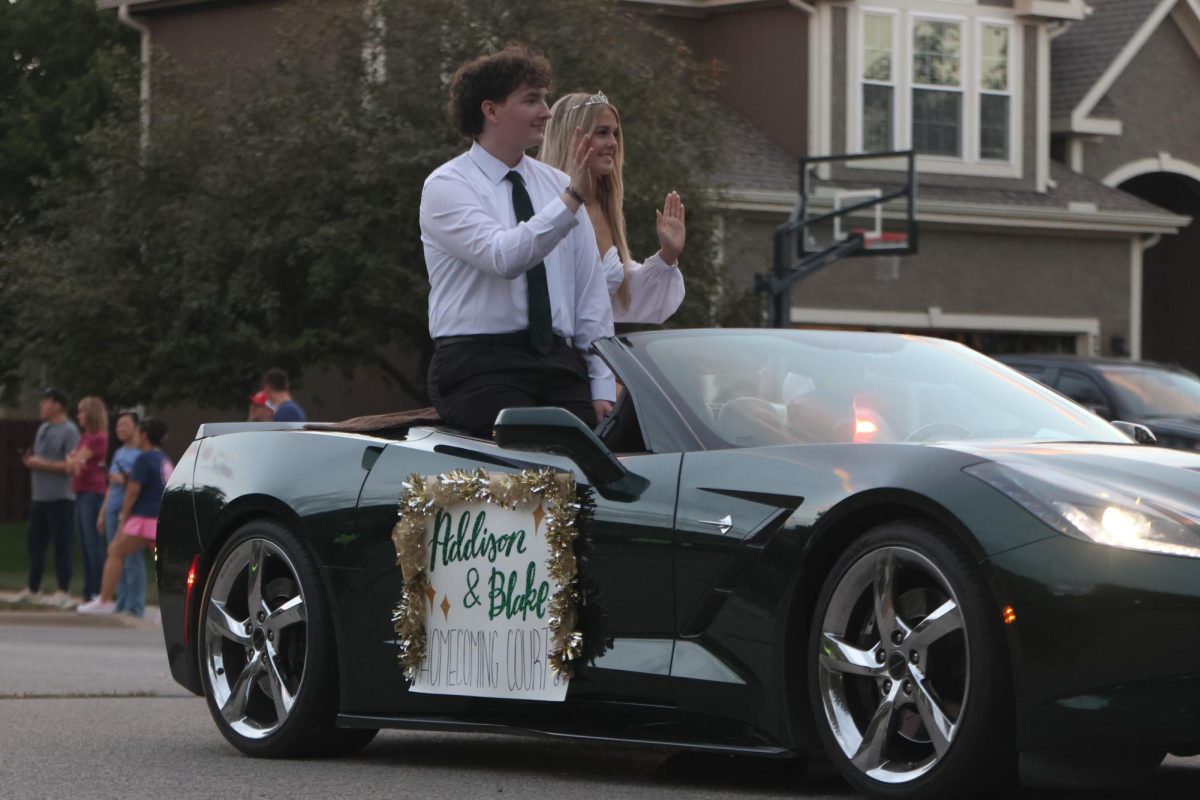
[101,0,1200,372]
[635,0,1197,364]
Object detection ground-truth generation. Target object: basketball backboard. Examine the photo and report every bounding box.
[795,150,917,257]
[758,150,917,328]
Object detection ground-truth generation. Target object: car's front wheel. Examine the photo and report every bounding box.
[198,518,373,757]
[809,521,1014,799]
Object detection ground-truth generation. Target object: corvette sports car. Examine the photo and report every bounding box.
[158,329,1200,799]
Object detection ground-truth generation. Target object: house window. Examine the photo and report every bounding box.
[979,24,1010,160]
[911,20,962,157]
[862,14,895,151]
[851,4,1020,175]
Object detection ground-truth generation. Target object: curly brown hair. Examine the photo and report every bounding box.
[447,44,553,139]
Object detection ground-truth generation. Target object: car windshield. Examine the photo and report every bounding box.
[1098,365,1200,421]
[633,330,1129,449]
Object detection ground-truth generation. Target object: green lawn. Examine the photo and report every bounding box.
[0,519,157,604]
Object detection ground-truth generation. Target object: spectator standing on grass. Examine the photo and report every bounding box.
[78,418,173,615]
[96,409,146,616]
[262,368,306,422]
[66,396,109,602]
[17,388,80,608]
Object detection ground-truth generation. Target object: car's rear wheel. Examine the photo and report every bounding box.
[198,518,375,757]
[808,521,1014,799]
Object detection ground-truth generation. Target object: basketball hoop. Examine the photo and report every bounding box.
[862,231,909,250]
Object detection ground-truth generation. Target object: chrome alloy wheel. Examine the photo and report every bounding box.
[203,538,308,740]
[817,545,968,784]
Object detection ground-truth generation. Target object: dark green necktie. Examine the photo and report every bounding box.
[505,170,554,354]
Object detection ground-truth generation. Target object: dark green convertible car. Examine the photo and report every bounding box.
[157,329,1200,799]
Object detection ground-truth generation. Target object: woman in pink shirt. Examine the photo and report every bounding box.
[66,396,109,602]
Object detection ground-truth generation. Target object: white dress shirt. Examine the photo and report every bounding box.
[601,247,686,325]
[420,142,616,402]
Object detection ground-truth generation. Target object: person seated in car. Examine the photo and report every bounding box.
[786,388,857,444]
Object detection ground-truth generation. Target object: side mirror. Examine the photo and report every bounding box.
[493,407,649,502]
[1111,420,1157,445]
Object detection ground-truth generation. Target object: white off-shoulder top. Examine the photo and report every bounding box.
[601,246,686,325]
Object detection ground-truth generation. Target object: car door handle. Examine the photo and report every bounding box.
[698,514,733,535]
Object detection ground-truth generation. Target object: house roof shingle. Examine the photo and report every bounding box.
[711,103,1182,224]
[1050,0,1162,121]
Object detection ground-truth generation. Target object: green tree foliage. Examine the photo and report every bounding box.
[0,0,137,403]
[0,0,137,231]
[6,0,754,410]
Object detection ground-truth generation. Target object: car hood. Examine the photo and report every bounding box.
[944,441,1200,506]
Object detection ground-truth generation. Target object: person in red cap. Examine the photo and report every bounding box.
[247,390,274,422]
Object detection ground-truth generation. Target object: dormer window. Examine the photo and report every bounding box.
[850,3,1021,177]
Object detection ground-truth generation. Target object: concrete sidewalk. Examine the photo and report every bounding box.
[0,589,161,628]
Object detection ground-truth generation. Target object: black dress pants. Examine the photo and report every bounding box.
[429,338,596,438]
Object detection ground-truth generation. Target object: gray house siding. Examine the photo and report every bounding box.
[832,5,848,155]
[629,3,810,159]
[1020,24,1038,189]
[721,215,1132,354]
[143,0,286,72]
[722,215,779,290]
[1081,16,1200,182]
[700,5,809,159]
[794,230,1127,325]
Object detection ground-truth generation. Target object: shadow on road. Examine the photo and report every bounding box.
[354,735,837,796]
[348,733,1200,799]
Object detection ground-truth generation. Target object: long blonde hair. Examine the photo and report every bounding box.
[539,92,631,307]
[78,396,109,435]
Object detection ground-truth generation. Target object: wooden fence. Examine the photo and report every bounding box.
[0,420,40,523]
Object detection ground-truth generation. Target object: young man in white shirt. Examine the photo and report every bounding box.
[420,45,615,438]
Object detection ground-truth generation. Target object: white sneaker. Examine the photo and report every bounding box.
[49,591,76,609]
[13,588,39,603]
[76,598,117,615]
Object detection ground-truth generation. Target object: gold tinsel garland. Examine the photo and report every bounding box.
[390,468,582,681]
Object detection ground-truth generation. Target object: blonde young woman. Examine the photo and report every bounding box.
[66,396,109,602]
[539,92,685,324]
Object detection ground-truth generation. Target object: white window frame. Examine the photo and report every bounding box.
[977,18,1016,164]
[909,13,966,160]
[847,2,1023,178]
[858,9,900,152]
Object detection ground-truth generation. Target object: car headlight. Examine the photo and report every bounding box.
[965,461,1200,558]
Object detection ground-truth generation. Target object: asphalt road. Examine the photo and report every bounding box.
[4,616,1200,800]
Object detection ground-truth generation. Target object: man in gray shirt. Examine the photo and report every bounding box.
[18,388,81,607]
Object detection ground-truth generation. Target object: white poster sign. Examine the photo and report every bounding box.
[408,497,569,701]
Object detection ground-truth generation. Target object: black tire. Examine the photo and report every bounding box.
[807,520,1015,799]
[197,518,346,757]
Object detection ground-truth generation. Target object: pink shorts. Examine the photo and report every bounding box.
[123,515,158,541]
